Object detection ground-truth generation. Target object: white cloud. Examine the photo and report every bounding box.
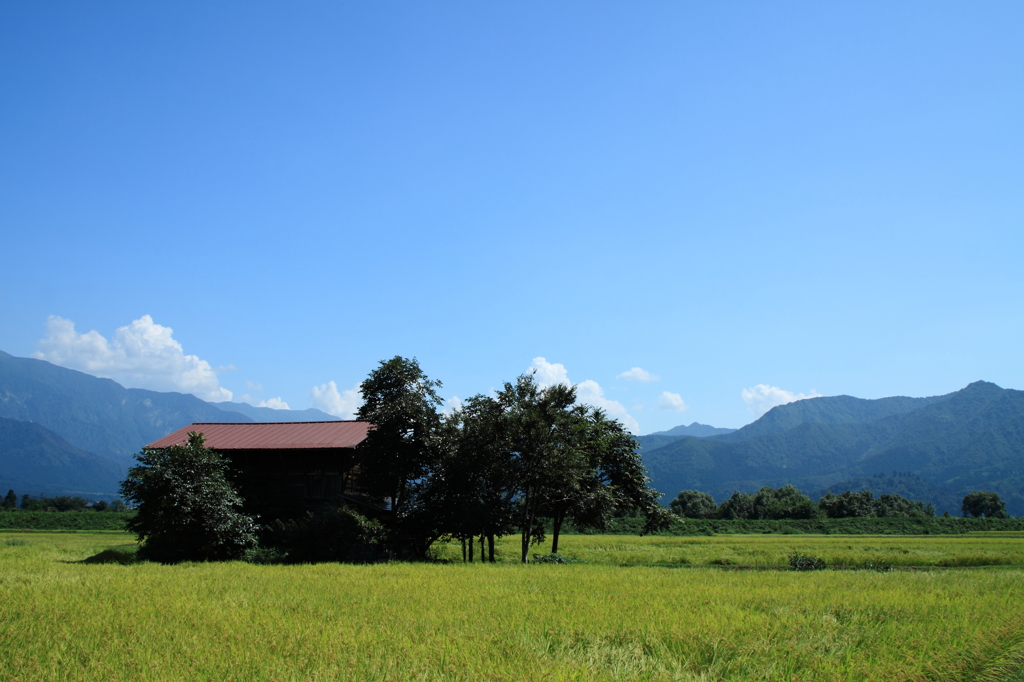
[617,367,660,383]
[257,397,290,410]
[576,379,641,434]
[310,380,361,419]
[442,395,464,416]
[529,357,570,388]
[33,315,232,401]
[741,384,822,417]
[246,381,263,391]
[527,358,640,433]
[657,391,689,412]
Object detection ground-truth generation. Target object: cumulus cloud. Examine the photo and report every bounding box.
[657,391,689,412]
[310,380,361,419]
[257,397,290,410]
[741,384,822,417]
[528,358,640,433]
[442,395,464,416]
[33,315,232,401]
[529,357,570,388]
[617,367,660,383]
[576,379,641,434]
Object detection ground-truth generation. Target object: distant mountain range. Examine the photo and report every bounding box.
[638,381,1024,516]
[0,350,343,498]
[2,349,1022,515]
[650,422,736,438]
[210,401,339,423]
[0,417,126,497]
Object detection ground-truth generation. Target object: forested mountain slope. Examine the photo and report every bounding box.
[0,417,123,496]
[0,351,251,464]
[639,382,1024,516]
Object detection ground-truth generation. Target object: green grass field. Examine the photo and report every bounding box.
[2,532,1024,681]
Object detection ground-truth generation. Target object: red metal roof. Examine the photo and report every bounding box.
[145,421,371,450]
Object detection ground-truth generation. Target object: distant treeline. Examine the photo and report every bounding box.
[2,489,126,512]
[668,485,1000,521]
[595,515,1024,536]
[0,511,135,531]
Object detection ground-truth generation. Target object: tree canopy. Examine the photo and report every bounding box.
[671,486,936,520]
[120,431,258,562]
[961,491,1008,518]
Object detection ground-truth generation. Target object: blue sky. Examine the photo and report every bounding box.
[2,2,1022,432]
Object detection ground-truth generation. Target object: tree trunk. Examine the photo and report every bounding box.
[521,492,538,563]
[488,533,495,563]
[551,514,563,554]
[469,535,474,562]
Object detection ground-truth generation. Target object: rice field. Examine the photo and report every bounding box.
[2,532,1024,681]
[432,532,1024,568]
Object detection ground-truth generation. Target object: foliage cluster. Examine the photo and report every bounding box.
[961,490,1009,518]
[120,432,258,562]
[597,514,1024,536]
[0,511,135,531]
[353,357,669,563]
[2,489,128,512]
[671,485,941,521]
[788,552,827,571]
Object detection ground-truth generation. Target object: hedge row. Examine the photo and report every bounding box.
[0,511,135,531]
[598,516,1024,535]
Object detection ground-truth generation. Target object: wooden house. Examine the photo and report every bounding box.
[145,421,381,520]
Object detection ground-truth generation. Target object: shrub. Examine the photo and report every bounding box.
[262,506,385,563]
[789,552,826,571]
[532,553,583,564]
[120,432,257,563]
[82,548,138,565]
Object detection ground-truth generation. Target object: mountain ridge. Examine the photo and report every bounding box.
[638,381,1024,516]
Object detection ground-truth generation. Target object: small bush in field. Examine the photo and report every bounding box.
[532,553,583,564]
[789,552,826,571]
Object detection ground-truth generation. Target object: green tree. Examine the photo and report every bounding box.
[355,356,444,558]
[430,393,518,562]
[670,490,717,519]
[875,493,934,518]
[961,491,1008,518]
[716,491,755,519]
[2,489,16,510]
[818,490,876,518]
[546,408,670,553]
[493,374,581,563]
[752,485,817,520]
[120,431,258,562]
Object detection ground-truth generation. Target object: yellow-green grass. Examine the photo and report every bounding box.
[434,532,1024,568]
[3,533,1024,681]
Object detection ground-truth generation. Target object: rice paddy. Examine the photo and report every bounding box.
[2,531,1023,681]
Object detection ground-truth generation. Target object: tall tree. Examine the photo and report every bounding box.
[355,356,444,558]
[2,489,16,510]
[961,491,1008,518]
[545,408,671,553]
[493,374,580,563]
[120,432,257,562]
[670,490,717,519]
